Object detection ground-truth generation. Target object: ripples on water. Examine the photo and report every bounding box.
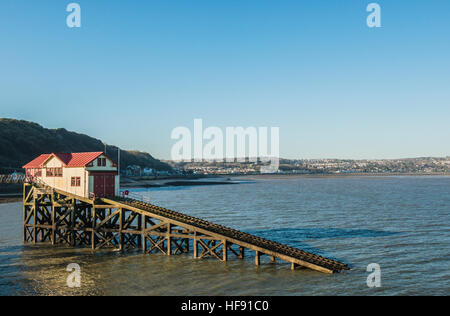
[0,176,449,295]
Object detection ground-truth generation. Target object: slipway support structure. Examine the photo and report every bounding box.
[23,182,350,274]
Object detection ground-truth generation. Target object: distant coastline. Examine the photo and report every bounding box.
[229,172,450,180]
[168,157,450,175]
[120,178,238,188]
[119,172,450,188]
[1,172,448,204]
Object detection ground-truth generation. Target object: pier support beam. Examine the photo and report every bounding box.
[119,208,124,251]
[193,234,198,259]
[137,213,142,248]
[255,251,260,266]
[185,238,190,253]
[51,192,55,245]
[141,213,146,253]
[166,223,172,256]
[33,194,37,244]
[223,241,228,262]
[70,199,76,246]
[91,207,96,250]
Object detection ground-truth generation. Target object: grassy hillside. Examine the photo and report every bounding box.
[0,118,172,172]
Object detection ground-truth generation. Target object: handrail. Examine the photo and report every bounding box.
[86,190,150,203]
[119,190,151,204]
[0,174,26,184]
[0,174,47,185]
[27,176,48,188]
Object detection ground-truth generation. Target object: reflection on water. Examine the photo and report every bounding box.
[0,176,449,295]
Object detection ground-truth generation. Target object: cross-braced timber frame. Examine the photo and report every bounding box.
[23,183,350,274]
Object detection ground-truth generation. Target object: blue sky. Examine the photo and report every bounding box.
[1,0,449,159]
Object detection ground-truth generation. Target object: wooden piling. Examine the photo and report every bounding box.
[91,207,96,250]
[223,240,228,262]
[141,213,146,253]
[193,233,198,259]
[166,223,171,256]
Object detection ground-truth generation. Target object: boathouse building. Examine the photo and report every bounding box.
[23,152,119,198]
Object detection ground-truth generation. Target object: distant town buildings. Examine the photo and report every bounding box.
[166,157,450,176]
[125,165,171,177]
[9,157,448,182]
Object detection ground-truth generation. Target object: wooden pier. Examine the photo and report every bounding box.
[22,182,350,274]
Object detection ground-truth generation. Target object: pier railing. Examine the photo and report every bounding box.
[88,190,151,204]
[0,174,26,184]
[119,190,151,204]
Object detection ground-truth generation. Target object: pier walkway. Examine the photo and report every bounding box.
[23,182,349,274]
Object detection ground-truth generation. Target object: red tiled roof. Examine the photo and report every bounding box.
[23,152,109,168]
[22,154,52,168]
[56,152,104,167]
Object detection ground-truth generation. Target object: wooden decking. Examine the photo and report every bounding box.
[23,183,350,274]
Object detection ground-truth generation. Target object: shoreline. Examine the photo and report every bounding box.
[0,194,22,204]
[1,172,448,203]
[120,172,450,188]
[228,172,450,180]
[120,179,237,188]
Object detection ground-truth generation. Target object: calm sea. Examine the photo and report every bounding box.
[0,176,449,296]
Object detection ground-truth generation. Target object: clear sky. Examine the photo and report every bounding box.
[1,0,449,160]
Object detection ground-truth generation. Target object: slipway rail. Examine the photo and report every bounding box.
[22,182,349,274]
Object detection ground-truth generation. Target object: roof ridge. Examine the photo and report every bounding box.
[23,152,109,168]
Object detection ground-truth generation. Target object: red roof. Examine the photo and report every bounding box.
[23,152,113,168]
[22,154,52,168]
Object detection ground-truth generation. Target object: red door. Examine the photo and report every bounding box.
[94,174,104,197]
[93,173,116,197]
[104,174,115,196]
